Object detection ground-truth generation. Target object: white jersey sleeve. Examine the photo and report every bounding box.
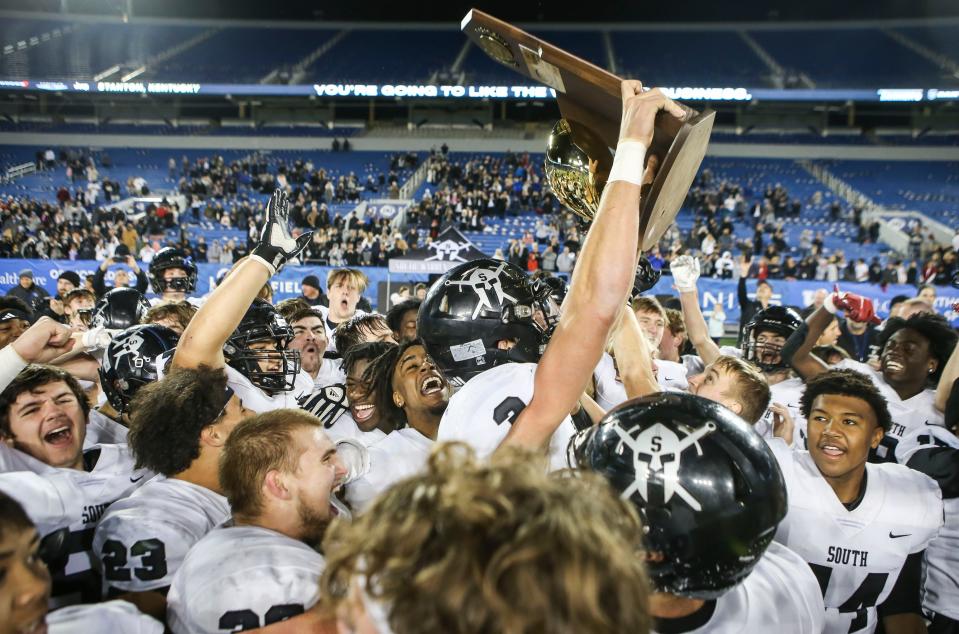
[593,352,627,411]
[93,477,231,595]
[85,409,129,447]
[167,525,324,634]
[652,541,825,634]
[438,363,576,471]
[655,359,689,391]
[224,364,314,413]
[836,358,944,461]
[0,442,52,474]
[894,425,959,620]
[345,428,433,514]
[755,376,808,448]
[47,599,164,634]
[771,441,944,634]
[314,358,347,388]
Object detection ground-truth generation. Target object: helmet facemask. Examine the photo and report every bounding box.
[742,328,789,373]
[226,328,301,394]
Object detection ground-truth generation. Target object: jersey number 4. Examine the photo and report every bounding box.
[101,539,167,582]
[493,396,526,426]
[810,564,888,633]
[219,604,304,631]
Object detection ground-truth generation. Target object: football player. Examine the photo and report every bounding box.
[0,298,32,348]
[166,409,347,633]
[386,298,420,343]
[343,339,451,512]
[170,189,313,413]
[672,254,807,443]
[321,443,652,633]
[424,82,686,463]
[147,247,201,306]
[61,290,96,332]
[287,308,344,387]
[771,369,944,633]
[786,294,957,460]
[570,392,826,633]
[894,424,959,633]
[333,313,396,358]
[0,365,151,606]
[141,301,197,335]
[0,491,164,633]
[93,363,251,603]
[315,268,370,353]
[341,342,396,439]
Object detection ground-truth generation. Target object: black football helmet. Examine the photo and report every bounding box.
[632,255,662,297]
[99,324,179,414]
[224,299,301,394]
[740,305,803,373]
[91,288,151,331]
[149,247,198,294]
[569,392,787,599]
[541,275,568,307]
[417,259,557,385]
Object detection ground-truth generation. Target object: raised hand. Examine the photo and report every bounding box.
[739,256,752,278]
[670,255,701,293]
[829,285,881,325]
[251,189,312,275]
[618,81,686,148]
[11,317,75,363]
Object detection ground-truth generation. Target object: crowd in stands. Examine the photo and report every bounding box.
[2,147,958,294]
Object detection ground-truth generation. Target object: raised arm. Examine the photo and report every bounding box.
[502,82,686,450]
[173,190,310,370]
[783,288,880,380]
[610,305,660,398]
[673,255,721,364]
[936,342,959,413]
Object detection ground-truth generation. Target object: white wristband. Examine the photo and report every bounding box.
[607,141,648,186]
[249,254,277,276]
[823,295,838,314]
[0,345,28,392]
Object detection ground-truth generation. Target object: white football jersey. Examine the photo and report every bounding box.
[656,359,689,391]
[85,409,129,447]
[0,442,50,474]
[0,443,151,606]
[93,476,230,595]
[755,376,808,448]
[47,599,164,633]
[652,542,825,634]
[438,362,576,471]
[167,525,324,634]
[837,358,944,460]
[225,364,314,413]
[314,357,346,387]
[314,305,368,353]
[895,425,959,620]
[593,353,685,411]
[769,439,943,634]
[346,427,433,513]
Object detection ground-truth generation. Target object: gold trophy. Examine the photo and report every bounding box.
[462,9,715,250]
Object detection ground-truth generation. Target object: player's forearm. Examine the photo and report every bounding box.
[679,290,721,364]
[613,307,660,398]
[174,258,271,369]
[935,344,959,413]
[783,306,830,380]
[578,393,606,426]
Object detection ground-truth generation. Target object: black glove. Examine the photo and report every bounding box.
[251,189,312,274]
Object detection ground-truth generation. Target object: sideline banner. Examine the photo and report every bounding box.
[0,259,956,324]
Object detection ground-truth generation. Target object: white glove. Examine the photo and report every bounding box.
[671,255,701,292]
[250,189,312,275]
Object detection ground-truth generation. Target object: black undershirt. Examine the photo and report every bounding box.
[843,470,868,512]
[654,600,718,634]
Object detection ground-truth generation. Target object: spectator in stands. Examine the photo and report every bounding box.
[836,314,879,363]
[6,270,47,309]
[299,275,326,307]
[93,255,148,296]
[38,270,81,322]
[706,302,726,345]
[557,245,574,273]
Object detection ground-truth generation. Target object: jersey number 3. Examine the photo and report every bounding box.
[219,604,304,631]
[493,396,526,426]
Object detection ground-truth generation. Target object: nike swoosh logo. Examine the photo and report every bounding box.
[129,474,145,483]
[889,532,911,539]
